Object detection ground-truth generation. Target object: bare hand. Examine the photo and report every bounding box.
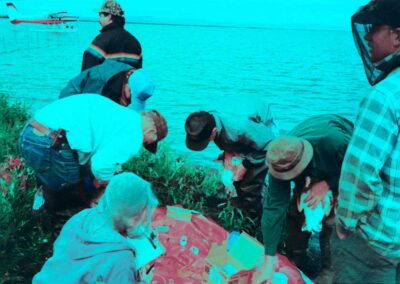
[222,152,247,182]
[304,179,330,209]
[252,255,277,284]
[139,264,154,282]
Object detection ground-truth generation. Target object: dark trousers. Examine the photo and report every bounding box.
[331,230,400,284]
[285,196,334,270]
[234,163,269,220]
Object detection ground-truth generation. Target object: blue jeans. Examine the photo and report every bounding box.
[19,124,81,191]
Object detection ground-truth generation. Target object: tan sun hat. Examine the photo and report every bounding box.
[266,136,313,180]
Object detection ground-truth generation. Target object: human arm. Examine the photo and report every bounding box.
[90,147,131,184]
[336,90,397,232]
[81,34,108,71]
[262,175,291,255]
[255,173,286,283]
[106,251,147,284]
[239,120,278,168]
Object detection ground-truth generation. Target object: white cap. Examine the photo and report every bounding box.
[128,69,155,112]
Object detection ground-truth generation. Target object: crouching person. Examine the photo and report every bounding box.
[19,94,167,212]
[253,114,353,284]
[60,60,155,111]
[185,105,279,222]
[32,172,157,284]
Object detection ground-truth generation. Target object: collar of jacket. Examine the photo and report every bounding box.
[100,22,122,33]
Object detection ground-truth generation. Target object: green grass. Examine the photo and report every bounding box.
[0,94,260,283]
[0,94,53,283]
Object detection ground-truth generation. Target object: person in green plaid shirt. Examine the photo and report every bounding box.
[333,0,400,282]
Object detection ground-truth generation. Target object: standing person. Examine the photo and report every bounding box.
[32,173,158,284]
[81,0,142,71]
[334,0,400,283]
[19,94,167,211]
[60,60,154,112]
[253,114,353,284]
[184,105,279,221]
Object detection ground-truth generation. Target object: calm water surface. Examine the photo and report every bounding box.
[0,20,371,166]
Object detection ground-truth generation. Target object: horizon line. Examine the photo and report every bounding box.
[0,17,350,33]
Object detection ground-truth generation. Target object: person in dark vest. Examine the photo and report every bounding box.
[81,0,142,71]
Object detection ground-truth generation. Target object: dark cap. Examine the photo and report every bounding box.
[143,110,168,154]
[352,0,400,28]
[185,111,216,151]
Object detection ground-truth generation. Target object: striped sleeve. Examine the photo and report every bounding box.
[81,34,108,71]
[86,43,107,60]
[336,90,398,231]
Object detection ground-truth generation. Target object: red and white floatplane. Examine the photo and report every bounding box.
[5,2,79,31]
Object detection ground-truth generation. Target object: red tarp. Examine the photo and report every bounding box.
[149,206,307,283]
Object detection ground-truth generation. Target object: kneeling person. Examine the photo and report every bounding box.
[32,173,158,283]
[60,60,154,111]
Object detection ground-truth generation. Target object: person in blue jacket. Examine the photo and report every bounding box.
[33,173,157,284]
[60,60,154,112]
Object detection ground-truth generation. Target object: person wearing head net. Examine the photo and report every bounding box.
[32,173,158,284]
[333,0,400,282]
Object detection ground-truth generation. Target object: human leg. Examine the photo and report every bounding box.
[331,230,398,284]
[19,125,81,210]
[285,196,311,271]
[312,219,334,283]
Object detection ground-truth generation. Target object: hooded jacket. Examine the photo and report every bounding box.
[60,60,133,100]
[32,208,141,284]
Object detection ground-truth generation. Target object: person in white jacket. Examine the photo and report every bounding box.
[33,172,158,284]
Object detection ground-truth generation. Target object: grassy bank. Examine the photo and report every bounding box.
[0,95,258,283]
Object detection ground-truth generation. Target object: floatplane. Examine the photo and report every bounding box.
[5,2,78,31]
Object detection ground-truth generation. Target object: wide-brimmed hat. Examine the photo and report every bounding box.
[184,111,216,151]
[266,136,313,180]
[143,110,168,153]
[99,0,124,17]
[352,0,400,28]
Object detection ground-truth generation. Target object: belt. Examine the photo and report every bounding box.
[30,120,67,147]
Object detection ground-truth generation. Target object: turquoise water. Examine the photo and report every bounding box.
[0,19,371,166]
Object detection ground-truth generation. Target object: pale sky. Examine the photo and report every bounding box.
[1,0,368,30]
